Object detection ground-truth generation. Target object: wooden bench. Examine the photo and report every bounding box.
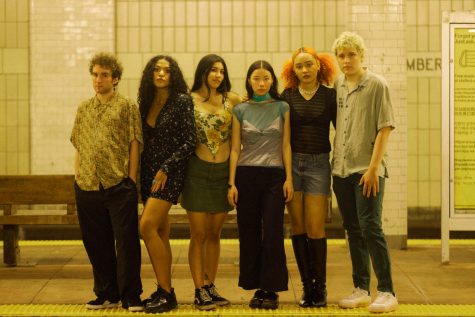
[0,175,306,267]
[0,175,242,267]
[0,175,78,266]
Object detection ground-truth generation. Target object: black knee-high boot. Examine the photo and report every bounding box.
[308,237,327,307]
[291,234,313,307]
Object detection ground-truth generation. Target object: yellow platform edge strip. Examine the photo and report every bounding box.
[0,239,474,247]
[1,304,475,317]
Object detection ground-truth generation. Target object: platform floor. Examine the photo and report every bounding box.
[0,239,474,316]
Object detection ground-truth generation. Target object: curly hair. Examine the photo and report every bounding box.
[245,60,281,101]
[191,54,231,101]
[89,52,123,86]
[281,47,336,89]
[137,55,189,116]
[332,31,366,59]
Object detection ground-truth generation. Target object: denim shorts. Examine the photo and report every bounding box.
[292,152,331,195]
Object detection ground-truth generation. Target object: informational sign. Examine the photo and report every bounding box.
[453,28,475,211]
[441,12,475,263]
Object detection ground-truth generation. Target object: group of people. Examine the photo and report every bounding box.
[70,31,398,314]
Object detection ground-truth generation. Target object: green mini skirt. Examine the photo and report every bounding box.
[180,155,233,213]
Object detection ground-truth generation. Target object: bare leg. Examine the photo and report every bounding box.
[304,194,328,239]
[286,192,305,235]
[140,198,173,292]
[187,211,208,288]
[203,212,227,284]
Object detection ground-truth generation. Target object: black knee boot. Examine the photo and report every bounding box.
[291,234,313,307]
[308,237,327,307]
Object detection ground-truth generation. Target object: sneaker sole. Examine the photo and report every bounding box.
[194,304,216,310]
[85,303,118,310]
[249,300,261,309]
[213,300,230,306]
[128,306,144,312]
[338,301,371,309]
[144,303,177,314]
[368,304,398,313]
[261,301,279,310]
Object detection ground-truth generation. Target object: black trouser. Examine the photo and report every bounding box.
[236,166,288,292]
[75,178,142,302]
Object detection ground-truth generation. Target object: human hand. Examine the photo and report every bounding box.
[227,185,238,208]
[151,170,167,193]
[283,180,294,203]
[359,169,379,198]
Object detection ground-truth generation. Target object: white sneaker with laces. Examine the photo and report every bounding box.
[338,287,371,308]
[368,291,398,313]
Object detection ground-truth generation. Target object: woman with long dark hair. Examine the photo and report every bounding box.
[228,60,293,310]
[138,55,196,314]
[180,54,241,310]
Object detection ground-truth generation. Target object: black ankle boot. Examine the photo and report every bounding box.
[308,237,327,307]
[291,234,313,307]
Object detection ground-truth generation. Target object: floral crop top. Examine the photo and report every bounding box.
[194,98,233,155]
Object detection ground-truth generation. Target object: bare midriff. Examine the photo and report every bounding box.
[195,142,230,163]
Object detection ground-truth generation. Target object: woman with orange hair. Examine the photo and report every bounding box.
[281,47,336,308]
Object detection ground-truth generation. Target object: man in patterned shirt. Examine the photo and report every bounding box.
[71,52,144,312]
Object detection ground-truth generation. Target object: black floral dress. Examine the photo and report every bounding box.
[140,93,197,204]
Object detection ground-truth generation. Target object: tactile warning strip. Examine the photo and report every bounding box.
[0,304,475,317]
[1,239,473,247]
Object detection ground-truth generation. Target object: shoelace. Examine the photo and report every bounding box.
[348,288,368,299]
[207,285,220,297]
[200,288,213,302]
[373,291,392,303]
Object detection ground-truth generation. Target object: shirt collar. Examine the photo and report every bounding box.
[340,69,370,90]
[93,91,117,107]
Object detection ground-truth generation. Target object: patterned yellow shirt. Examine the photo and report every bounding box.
[71,92,143,191]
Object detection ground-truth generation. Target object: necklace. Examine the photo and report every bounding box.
[298,85,319,96]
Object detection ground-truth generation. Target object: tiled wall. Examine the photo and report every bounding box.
[20,0,475,243]
[0,0,29,174]
[116,0,347,99]
[406,0,475,211]
[114,0,407,244]
[29,0,114,173]
[347,0,407,240]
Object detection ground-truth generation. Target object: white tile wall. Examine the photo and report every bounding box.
[221,27,232,52]
[6,126,17,152]
[0,125,4,150]
[3,49,28,73]
[5,0,16,22]
[221,2,232,26]
[6,152,18,173]
[10,0,471,241]
[0,0,29,174]
[151,2,163,26]
[30,0,114,174]
[139,1,151,26]
[347,0,407,238]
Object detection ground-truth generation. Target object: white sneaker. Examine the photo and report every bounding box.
[338,287,371,308]
[368,291,398,313]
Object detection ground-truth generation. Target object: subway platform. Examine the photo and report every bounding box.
[0,239,474,316]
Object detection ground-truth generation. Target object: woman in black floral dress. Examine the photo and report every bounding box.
[138,55,196,314]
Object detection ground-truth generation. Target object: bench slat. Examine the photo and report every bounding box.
[0,175,75,205]
[0,215,79,225]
